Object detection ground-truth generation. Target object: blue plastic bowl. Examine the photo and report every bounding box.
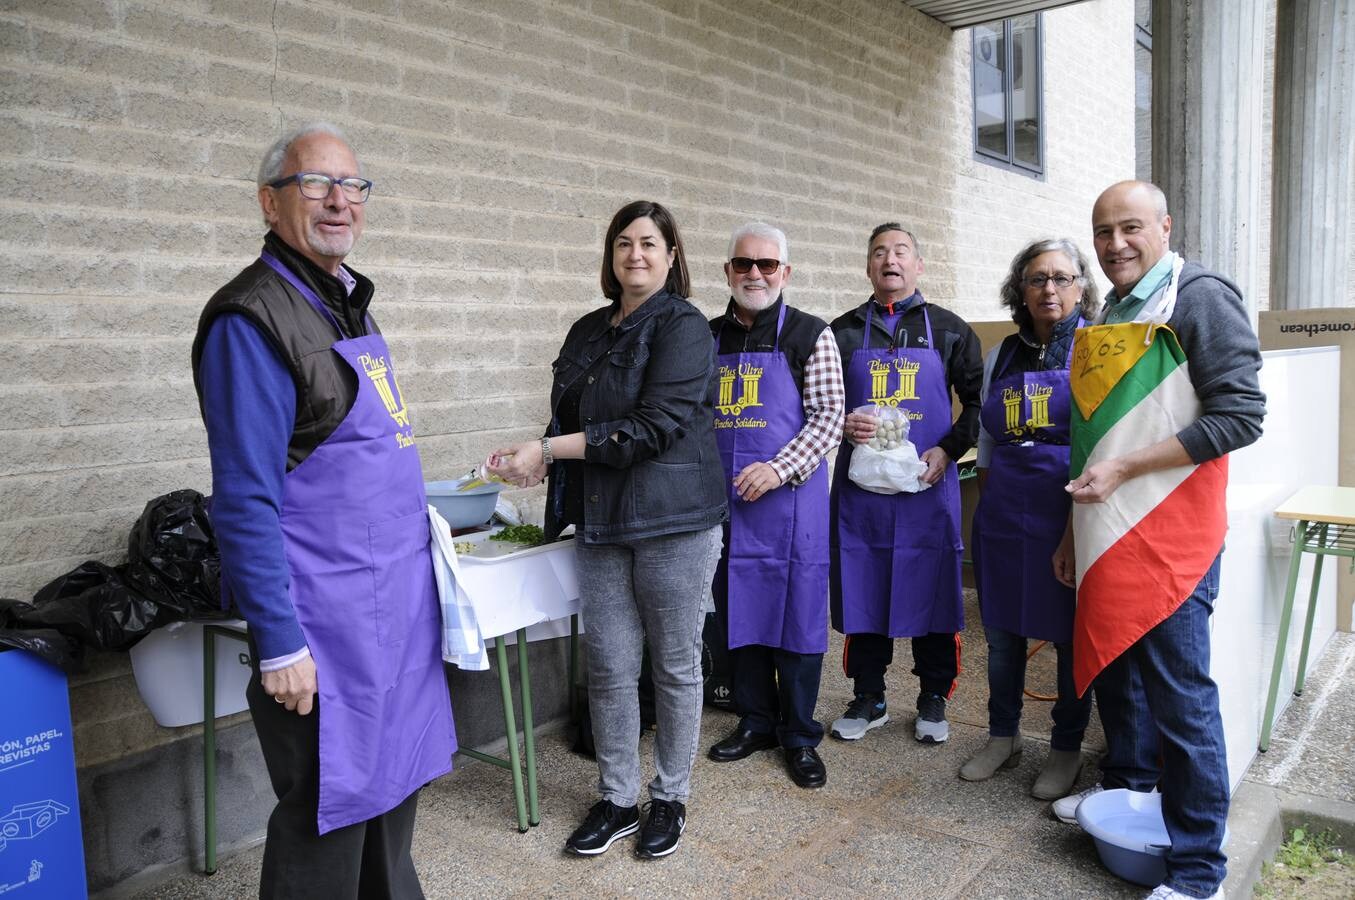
[426,480,502,529]
[1076,789,1170,886]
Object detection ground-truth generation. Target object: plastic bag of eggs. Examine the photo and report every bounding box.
[868,415,908,451]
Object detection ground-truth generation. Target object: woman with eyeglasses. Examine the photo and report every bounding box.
[487,200,726,860]
[960,238,1101,800]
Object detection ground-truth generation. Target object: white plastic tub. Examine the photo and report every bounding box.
[129,620,251,727]
[1076,789,1170,886]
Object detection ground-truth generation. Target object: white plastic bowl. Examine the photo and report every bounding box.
[426,480,502,529]
[1076,788,1171,886]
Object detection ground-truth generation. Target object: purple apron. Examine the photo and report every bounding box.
[831,304,963,637]
[714,306,829,654]
[971,335,1077,643]
[260,252,455,835]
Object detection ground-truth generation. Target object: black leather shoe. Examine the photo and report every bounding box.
[564,800,639,856]
[707,727,778,762]
[635,799,686,858]
[785,746,826,789]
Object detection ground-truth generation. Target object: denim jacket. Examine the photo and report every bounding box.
[545,289,727,544]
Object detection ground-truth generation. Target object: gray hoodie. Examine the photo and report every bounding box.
[1168,261,1266,463]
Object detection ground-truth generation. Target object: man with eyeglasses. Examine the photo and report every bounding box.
[705,222,844,789]
[190,123,454,898]
[827,223,982,747]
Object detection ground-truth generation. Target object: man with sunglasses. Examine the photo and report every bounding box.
[828,224,983,746]
[706,222,844,788]
[191,124,454,897]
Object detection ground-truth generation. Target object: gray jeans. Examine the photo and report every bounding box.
[575,524,722,807]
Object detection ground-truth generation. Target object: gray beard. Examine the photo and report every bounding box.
[734,291,777,314]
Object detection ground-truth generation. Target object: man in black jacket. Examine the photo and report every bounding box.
[828,224,982,746]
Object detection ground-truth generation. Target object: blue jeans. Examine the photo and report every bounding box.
[575,525,723,807]
[1093,555,1228,898]
[984,626,1091,751]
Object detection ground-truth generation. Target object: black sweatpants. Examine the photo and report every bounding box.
[842,631,961,699]
[246,654,424,900]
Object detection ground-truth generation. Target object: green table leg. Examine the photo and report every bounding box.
[1260,519,1308,752]
[516,629,539,826]
[494,636,529,833]
[203,628,218,875]
[1293,523,1329,696]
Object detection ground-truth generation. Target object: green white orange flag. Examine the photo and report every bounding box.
[1068,316,1228,697]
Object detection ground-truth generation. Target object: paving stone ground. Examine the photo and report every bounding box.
[113,594,1355,899]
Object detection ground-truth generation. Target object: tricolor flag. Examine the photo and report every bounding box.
[1068,319,1227,696]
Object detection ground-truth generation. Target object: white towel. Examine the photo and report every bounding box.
[428,505,490,671]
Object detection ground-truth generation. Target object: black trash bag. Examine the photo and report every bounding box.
[1,561,166,653]
[0,625,85,674]
[125,488,224,619]
[0,489,231,656]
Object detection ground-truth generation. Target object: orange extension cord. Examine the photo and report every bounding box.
[1023,640,1058,702]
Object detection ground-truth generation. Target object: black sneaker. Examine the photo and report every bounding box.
[635,799,686,859]
[564,800,639,856]
[829,693,889,740]
[915,692,949,743]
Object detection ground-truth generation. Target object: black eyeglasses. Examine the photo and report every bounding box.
[268,172,374,203]
[730,257,782,275]
[1024,273,1079,289]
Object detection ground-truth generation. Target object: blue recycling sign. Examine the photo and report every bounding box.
[0,650,86,898]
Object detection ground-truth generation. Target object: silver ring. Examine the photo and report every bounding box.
[275,697,286,704]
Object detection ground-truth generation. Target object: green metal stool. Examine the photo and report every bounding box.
[1259,486,1355,752]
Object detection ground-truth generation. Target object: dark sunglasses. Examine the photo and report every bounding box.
[729,257,782,275]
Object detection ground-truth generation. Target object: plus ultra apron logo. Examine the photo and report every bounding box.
[1001,383,1054,437]
[359,353,416,448]
[868,358,923,418]
[715,363,767,428]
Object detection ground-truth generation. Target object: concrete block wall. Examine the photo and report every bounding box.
[1,0,1132,785]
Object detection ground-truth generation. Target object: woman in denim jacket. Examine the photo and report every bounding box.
[490,200,726,860]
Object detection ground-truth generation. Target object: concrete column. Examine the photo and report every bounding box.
[1151,0,1266,313]
[1271,0,1355,311]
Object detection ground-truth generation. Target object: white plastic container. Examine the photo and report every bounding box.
[128,620,251,727]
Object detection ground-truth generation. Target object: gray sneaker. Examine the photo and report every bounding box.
[829,693,889,740]
[914,692,949,743]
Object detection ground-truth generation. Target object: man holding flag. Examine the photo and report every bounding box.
[1050,181,1265,900]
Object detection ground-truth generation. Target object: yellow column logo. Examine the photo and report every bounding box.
[894,358,920,401]
[1002,386,1024,435]
[716,363,764,415]
[718,366,737,408]
[1025,383,1054,429]
[870,358,920,406]
[359,353,411,428]
[868,359,892,402]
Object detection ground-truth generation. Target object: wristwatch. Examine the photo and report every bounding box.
[540,436,554,466]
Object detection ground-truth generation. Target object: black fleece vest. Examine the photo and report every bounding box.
[191,239,376,471]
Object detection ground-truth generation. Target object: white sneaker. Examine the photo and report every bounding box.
[1051,782,1103,823]
[1145,885,1222,900]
